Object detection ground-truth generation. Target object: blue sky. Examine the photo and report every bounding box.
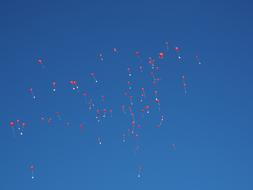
[0,0,253,189]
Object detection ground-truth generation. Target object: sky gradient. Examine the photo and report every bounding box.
[0,0,253,189]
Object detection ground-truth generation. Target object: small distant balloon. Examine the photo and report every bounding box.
[158,52,165,59]
[30,164,35,179]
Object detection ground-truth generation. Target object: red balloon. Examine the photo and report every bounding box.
[9,121,15,127]
[159,52,164,59]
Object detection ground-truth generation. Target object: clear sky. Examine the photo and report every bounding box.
[0,0,253,189]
